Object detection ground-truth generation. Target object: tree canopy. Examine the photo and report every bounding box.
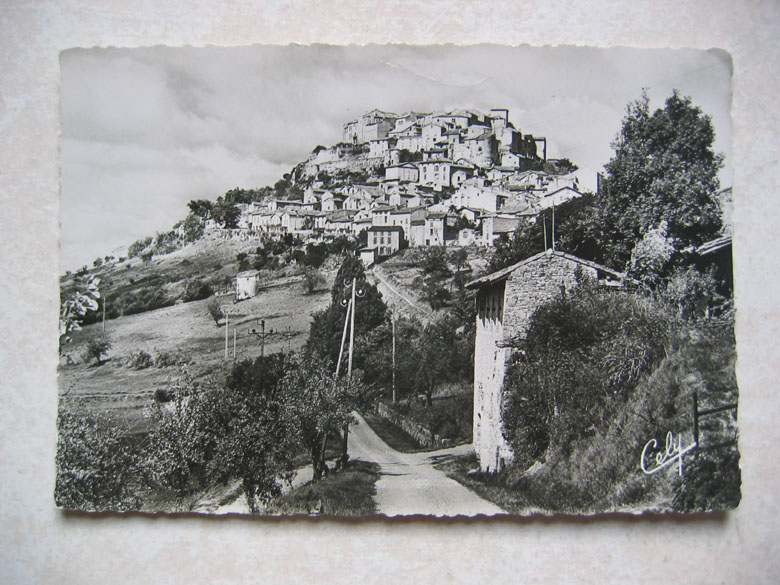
[306,254,387,366]
[597,90,724,268]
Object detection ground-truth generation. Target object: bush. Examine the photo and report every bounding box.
[502,282,678,467]
[499,281,739,513]
[302,267,325,294]
[82,335,112,365]
[207,298,223,325]
[128,236,152,258]
[182,279,213,303]
[155,351,182,368]
[130,350,154,370]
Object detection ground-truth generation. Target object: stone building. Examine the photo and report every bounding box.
[367,225,405,257]
[343,109,397,144]
[466,250,629,472]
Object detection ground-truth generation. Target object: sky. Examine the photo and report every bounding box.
[59,44,733,271]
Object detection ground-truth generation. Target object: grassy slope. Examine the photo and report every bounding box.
[435,317,740,515]
[264,461,381,516]
[59,237,336,436]
[369,246,488,318]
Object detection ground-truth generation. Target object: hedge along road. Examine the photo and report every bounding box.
[348,412,505,517]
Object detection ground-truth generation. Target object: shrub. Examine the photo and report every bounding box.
[207,298,223,325]
[302,266,325,295]
[182,279,213,303]
[82,335,112,365]
[130,350,154,370]
[128,236,152,258]
[155,351,181,368]
[502,282,678,467]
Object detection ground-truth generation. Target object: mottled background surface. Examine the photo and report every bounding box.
[1,1,778,583]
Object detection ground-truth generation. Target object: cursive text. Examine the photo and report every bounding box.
[640,431,697,477]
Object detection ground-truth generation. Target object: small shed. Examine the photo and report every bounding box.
[236,269,261,301]
[358,247,377,268]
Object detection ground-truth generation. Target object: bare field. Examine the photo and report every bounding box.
[58,269,334,435]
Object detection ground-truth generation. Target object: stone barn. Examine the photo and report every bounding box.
[466,249,629,472]
[235,269,261,301]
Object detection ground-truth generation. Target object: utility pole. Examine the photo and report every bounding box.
[347,278,356,377]
[335,276,365,469]
[342,278,357,469]
[552,203,556,251]
[224,310,229,360]
[392,311,397,405]
[102,295,106,335]
[233,328,237,360]
[251,319,274,357]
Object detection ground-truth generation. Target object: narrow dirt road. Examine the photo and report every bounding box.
[367,267,432,321]
[348,412,505,517]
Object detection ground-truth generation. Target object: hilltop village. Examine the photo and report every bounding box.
[194,108,593,265]
[58,92,738,517]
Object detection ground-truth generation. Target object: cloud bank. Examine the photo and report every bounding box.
[59,45,732,271]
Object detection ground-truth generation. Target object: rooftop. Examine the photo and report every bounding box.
[466,249,628,290]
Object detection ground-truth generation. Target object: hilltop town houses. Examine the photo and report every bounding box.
[205,108,593,258]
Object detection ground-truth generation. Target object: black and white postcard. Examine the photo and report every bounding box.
[56,44,739,516]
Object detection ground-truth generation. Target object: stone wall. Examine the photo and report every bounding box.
[503,252,597,340]
[299,155,383,178]
[473,280,510,472]
[375,402,440,448]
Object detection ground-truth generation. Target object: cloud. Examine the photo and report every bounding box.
[59,45,733,270]
[59,137,288,269]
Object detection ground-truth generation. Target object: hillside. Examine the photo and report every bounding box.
[366,246,489,321]
[59,237,342,437]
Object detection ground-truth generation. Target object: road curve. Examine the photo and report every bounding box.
[348,412,505,517]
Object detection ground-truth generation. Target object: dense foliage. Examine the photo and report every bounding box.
[490,91,724,276]
[55,408,141,511]
[500,279,739,512]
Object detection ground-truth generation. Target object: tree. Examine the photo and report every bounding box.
[55,408,141,511]
[187,199,213,218]
[282,357,374,480]
[353,315,423,401]
[597,90,723,268]
[211,198,241,229]
[414,246,453,309]
[181,212,205,242]
[302,266,325,295]
[412,315,464,407]
[59,276,101,341]
[83,335,112,365]
[215,354,299,510]
[306,255,387,365]
[145,356,300,512]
